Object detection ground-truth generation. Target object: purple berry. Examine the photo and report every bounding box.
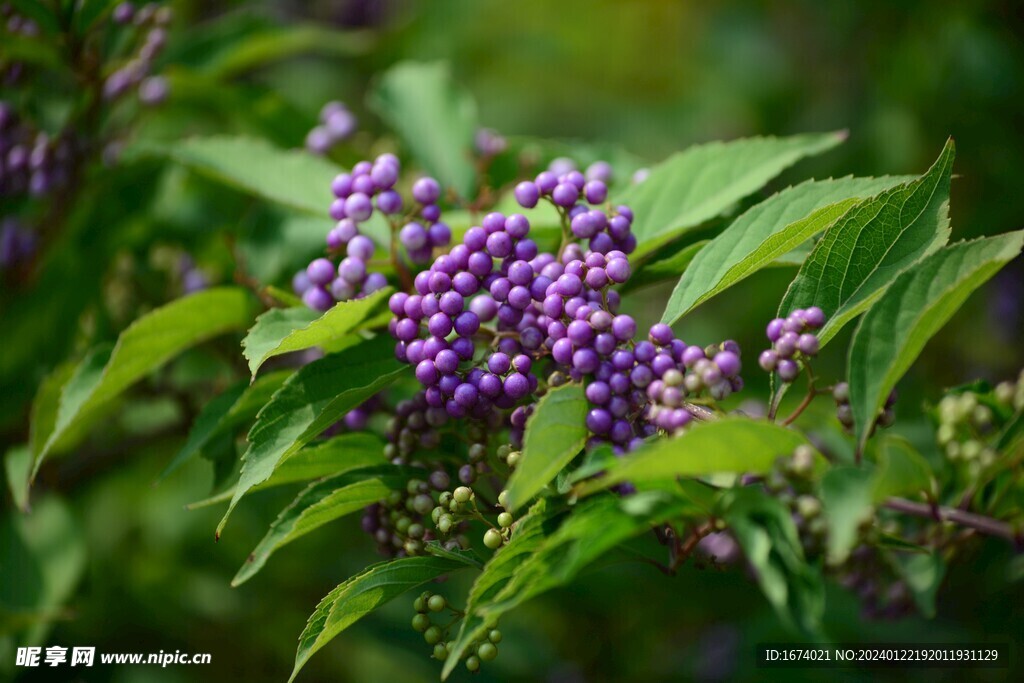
[412,177,441,204]
[515,181,540,208]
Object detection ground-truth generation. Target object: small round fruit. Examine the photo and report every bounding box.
[428,595,446,613]
[433,643,449,661]
[466,655,481,672]
[424,625,443,645]
[412,613,431,632]
[497,512,513,528]
[477,642,498,661]
[453,486,472,503]
[483,528,503,549]
[488,629,503,644]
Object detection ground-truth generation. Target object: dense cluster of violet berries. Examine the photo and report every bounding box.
[104,2,172,105]
[305,100,358,155]
[1,4,40,85]
[292,153,453,310]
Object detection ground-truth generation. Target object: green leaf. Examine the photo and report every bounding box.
[33,288,256,476]
[233,466,409,586]
[872,435,934,502]
[578,418,820,496]
[28,362,76,461]
[819,466,875,565]
[722,487,824,635]
[187,432,386,509]
[369,61,478,199]
[243,290,391,377]
[621,240,708,294]
[504,384,588,511]
[778,140,955,348]
[618,132,846,257]
[217,336,404,537]
[661,175,912,323]
[162,382,247,480]
[443,493,691,678]
[443,500,553,677]
[290,555,470,682]
[4,447,31,512]
[891,552,945,618]
[848,230,1024,449]
[0,497,86,647]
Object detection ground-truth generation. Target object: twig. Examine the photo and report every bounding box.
[883,497,1020,544]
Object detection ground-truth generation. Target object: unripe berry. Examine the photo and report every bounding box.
[466,655,480,672]
[478,642,498,661]
[424,625,443,645]
[453,486,472,503]
[488,629,503,644]
[412,613,431,632]
[497,512,513,528]
[428,595,446,612]
[438,515,453,535]
[433,643,449,661]
[497,490,510,509]
[483,528,503,549]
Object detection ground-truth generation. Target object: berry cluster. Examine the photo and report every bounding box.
[474,128,507,159]
[1,4,40,85]
[764,445,826,555]
[758,307,825,382]
[832,381,896,433]
[305,101,357,155]
[0,103,77,201]
[409,592,503,671]
[936,372,1023,470]
[104,3,172,105]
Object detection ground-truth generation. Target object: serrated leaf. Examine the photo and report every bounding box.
[722,487,824,635]
[33,288,256,477]
[778,140,955,348]
[618,132,846,258]
[848,230,1024,449]
[187,432,386,509]
[443,494,689,678]
[443,500,552,676]
[820,466,875,565]
[662,175,912,324]
[577,418,820,496]
[243,289,391,377]
[290,555,470,682]
[233,466,409,586]
[217,336,404,536]
[504,384,588,511]
[369,61,478,199]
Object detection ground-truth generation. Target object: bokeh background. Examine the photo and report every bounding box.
[2,1,1022,681]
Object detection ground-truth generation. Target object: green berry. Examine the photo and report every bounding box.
[424,625,443,645]
[972,405,993,429]
[466,655,480,672]
[438,515,453,535]
[453,486,472,503]
[936,423,956,445]
[449,499,463,513]
[497,490,510,509]
[408,523,425,539]
[439,491,453,506]
[407,479,424,495]
[427,595,446,613]
[488,629,502,644]
[412,613,431,632]
[662,368,684,386]
[790,445,815,476]
[413,594,428,613]
[404,539,423,555]
[477,642,497,661]
[506,451,521,468]
[496,444,512,459]
[497,512,513,528]
[994,381,1015,405]
[395,516,412,534]
[433,643,449,661]
[413,494,435,516]
[484,528,503,549]
[796,495,821,519]
[387,491,403,507]
[431,506,444,524]
[468,443,487,462]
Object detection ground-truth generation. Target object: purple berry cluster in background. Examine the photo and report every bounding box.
[292,154,448,310]
[1,3,40,86]
[474,128,507,159]
[0,102,76,203]
[104,3,172,105]
[305,101,358,155]
[758,306,825,382]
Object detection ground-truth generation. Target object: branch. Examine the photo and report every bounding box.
[884,497,1020,544]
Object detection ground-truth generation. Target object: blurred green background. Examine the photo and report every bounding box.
[2,1,1022,681]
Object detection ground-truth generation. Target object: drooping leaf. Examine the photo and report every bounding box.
[33,288,256,476]
[4,447,32,512]
[661,175,912,323]
[442,493,691,678]
[290,555,471,682]
[443,500,553,675]
[233,466,410,586]
[243,289,391,377]
[504,384,588,511]
[369,61,478,199]
[28,362,76,461]
[722,487,824,635]
[618,132,846,257]
[848,230,1024,449]
[187,432,387,509]
[819,466,875,566]
[577,418,820,496]
[778,140,955,348]
[217,336,404,536]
